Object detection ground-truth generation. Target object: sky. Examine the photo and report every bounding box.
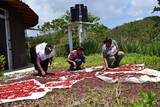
[23,0,159,37]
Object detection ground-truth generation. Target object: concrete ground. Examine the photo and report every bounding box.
[3,63,35,76]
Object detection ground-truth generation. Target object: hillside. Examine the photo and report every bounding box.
[106,16,160,56]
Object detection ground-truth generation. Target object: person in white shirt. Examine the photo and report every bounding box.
[30,42,55,76]
[102,38,124,69]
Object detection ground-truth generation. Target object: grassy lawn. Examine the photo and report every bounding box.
[50,54,103,68]
[50,53,160,70]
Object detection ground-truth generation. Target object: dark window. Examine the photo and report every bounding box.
[0,18,8,69]
[0,9,5,15]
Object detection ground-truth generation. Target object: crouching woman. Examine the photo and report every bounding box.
[30,42,55,76]
[67,47,85,71]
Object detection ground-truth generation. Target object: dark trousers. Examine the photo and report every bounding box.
[68,58,83,70]
[107,51,125,68]
[30,46,49,74]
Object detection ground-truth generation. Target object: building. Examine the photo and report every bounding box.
[0,0,38,71]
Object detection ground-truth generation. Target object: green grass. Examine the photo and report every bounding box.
[50,53,160,70]
[121,53,160,70]
[50,53,104,69]
[50,56,69,68]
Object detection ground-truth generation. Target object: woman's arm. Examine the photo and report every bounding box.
[111,46,118,56]
[67,57,76,66]
[49,57,53,65]
[36,58,46,75]
[103,57,109,69]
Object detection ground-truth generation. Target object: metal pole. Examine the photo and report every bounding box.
[78,23,83,47]
[68,26,73,52]
[83,26,86,42]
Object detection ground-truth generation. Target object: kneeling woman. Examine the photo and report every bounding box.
[30,42,55,76]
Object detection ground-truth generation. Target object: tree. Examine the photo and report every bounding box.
[38,10,107,35]
[153,0,160,12]
[32,10,109,56]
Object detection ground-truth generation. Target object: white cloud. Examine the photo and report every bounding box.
[127,0,157,17]
[23,0,159,36]
[23,0,121,23]
[135,17,143,21]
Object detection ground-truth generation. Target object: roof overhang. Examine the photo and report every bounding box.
[0,0,38,28]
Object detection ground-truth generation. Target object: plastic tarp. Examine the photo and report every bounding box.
[0,79,50,104]
[1,64,160,104]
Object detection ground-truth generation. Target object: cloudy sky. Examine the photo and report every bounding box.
[23,0,159,36]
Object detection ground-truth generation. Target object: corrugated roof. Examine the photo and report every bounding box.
[0,0,38,28]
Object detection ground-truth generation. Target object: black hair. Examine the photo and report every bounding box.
[45,44,53,52]
[106,38,112,44]
[77,47,84,51]
[103,40,106,44]
[103,37,112,44]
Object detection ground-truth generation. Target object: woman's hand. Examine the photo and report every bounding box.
[41,71,46,76]
[104,66,108,70]
[73,61,76,66]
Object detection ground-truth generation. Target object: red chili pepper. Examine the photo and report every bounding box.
[45,81,74,87]
[102,65,144,72]
[46,71,71,79]
[0,80,46,101]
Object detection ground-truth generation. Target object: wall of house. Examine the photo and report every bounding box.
[9,10,27,69]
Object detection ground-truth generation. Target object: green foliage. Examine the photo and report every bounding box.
[85,54,103,66]
[27,11,160,57]
[49,56,68,68]
[153,0,160,12]
[129,90,156,107]
[140,90,156,107]
[128,103,143,107]
[49,53,103,69]
[106,16,160,56]
[0,55,5,76]
[27,11,109,56]
[55,44,69,56]
[50,53,160,70]
[121,53,160,69]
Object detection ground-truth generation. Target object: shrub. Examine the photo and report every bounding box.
[0,55,5,76]
[128,90,156,107]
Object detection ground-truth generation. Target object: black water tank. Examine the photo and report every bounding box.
[82,6,88,22]
[70,4,88,22]
[70,7,79,21]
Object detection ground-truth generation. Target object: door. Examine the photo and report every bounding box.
[0,8,12,71]
[0,17,8,69]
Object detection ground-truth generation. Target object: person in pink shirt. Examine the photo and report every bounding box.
[67,47,85,71]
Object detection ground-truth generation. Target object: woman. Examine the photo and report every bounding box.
[102,38,124,69]
[30,42,55,76]
[67,47,85,71]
